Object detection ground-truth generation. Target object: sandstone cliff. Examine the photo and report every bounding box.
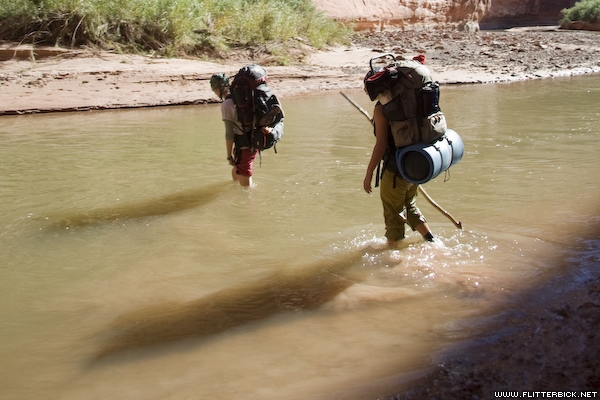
[312,0,490,31]
[312,0,579,31]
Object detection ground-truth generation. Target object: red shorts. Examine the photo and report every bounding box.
[235,148,258,177]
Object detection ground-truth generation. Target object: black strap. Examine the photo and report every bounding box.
[415,89,424,143]
[377,131,398,188]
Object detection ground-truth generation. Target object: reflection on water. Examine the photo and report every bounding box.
[0,75,599,400]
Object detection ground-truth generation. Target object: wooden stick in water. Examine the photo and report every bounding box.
[340,91,372,123]
[416,186,462,229]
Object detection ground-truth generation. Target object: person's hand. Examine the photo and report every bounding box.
[260,126,273,135]
[227,156,235,166]
[363,171,373,194]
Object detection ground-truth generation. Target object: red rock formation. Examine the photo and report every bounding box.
[312,0,580,31]
[312,0,490,31]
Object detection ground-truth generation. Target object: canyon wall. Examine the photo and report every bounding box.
[312,0,490,31]
[312,0,579,31]
[480,0,578,29]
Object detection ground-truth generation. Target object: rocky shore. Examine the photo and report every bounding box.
[351,27,600,83]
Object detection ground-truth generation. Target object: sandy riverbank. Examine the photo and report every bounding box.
[1,28,599,115]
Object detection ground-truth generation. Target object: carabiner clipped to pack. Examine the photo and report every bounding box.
[369,53,397,73]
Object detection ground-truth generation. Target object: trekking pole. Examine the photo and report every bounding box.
[416,186,462,229]
[340,91,463,230]
[340,91,372,123]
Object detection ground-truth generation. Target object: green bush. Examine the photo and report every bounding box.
[560,0,600,24]
[0,0,352,59]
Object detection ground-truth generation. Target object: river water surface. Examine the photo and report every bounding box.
[1,75,599,400]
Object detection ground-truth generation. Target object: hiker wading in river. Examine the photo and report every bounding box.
[362,55,437,246]
[210,65,284,188]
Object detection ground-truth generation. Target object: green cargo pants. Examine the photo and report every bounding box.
[379,169,427,242]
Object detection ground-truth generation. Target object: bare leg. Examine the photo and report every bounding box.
[415,222,434,242]
[231,166,239,182]
[237,174,251,187]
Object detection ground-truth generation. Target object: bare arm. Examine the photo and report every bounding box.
[224,120,236,163]
[363,104,389,194]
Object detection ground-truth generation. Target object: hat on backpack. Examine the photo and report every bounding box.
[364,67,393,101]
[363,67,382,83]
[210,73,230,99]
[363,67,382,93]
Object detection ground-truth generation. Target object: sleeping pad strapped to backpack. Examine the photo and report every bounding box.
[230,65,284,152]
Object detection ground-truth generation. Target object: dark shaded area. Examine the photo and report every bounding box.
[401,152,430,183]
[91,251,367,363]
[0,46,76,61]
[40,182,228,230]
[480,0,578,30]
[480,16,560,30]
[389,224,600,399]
[0,11,190,52]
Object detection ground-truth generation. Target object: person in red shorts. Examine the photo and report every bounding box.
[210,69,282,187]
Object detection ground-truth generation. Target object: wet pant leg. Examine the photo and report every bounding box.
[380,170,427,241]
[379,169,407,241]
[404,184,427,230]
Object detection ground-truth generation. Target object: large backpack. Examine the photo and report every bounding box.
[364,54,446,148]
[365,54,450,186]
[230,65,284,152]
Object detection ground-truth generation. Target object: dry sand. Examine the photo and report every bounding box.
[1,27,600,399]
[1,28,599,115]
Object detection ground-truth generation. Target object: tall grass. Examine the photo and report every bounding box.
[0,0,352,59]
[560,0,600,25]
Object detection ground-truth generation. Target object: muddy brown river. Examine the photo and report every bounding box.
[1,75,599,399]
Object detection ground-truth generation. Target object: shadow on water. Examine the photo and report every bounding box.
[90,251,368,364]
[39,182,229,230]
